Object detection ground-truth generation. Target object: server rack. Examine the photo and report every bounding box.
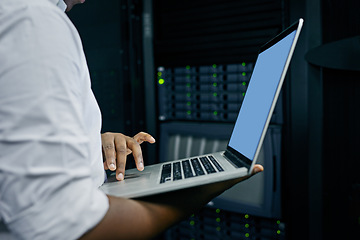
[147,0,288,239]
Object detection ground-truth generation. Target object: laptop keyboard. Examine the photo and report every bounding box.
[160,155,224,184]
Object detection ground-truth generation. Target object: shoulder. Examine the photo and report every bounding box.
[0,0,82,55]
[0,0,87,92]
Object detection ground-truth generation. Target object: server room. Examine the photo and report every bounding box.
[0,0,359,240]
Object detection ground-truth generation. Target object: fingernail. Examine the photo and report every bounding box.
[138,161,144,171]
[117,173,124,181]
[109,163,116,170]
[150,137,156,142]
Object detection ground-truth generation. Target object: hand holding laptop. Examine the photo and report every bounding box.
[101,131,156,181]
[137,163,263,204]
[133,164,263,233]
[81,164,263,240]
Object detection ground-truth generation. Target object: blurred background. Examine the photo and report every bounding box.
[67,0,360,239]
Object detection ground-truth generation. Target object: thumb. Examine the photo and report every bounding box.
[252,164,264,174]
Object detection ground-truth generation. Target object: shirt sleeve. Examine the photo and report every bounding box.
[0,2,108,240]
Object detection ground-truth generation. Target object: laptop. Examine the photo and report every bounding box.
[100,18,304,198]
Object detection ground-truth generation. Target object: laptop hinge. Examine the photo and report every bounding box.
[224,150,250,169]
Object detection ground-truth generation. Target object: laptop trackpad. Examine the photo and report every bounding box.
[106,171,151,183]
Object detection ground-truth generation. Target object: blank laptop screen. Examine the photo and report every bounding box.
[228,29,297,160]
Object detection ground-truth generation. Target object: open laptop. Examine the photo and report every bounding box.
[100,18,304,198]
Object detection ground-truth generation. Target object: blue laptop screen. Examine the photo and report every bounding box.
[228,29,297,160]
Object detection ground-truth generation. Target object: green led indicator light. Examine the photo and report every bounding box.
[242,62,246,67]
[158,79,165,85]
[216,217,221,223]
[242,72,246,76]
[213,73,217,78]
[242,81,246,86]
[213,111,218,116]
[187,93,191,97]
[212,64,217,68]
[245,233,250,238]
[186,83,191,87]
[186,65,191,70]
[187,110,191,115]
[187,101,191,106]
[242,92,245,96]
[213,93,218,97]
[216,227,221,232]
[157,72,162,77]
[216,209,221,214]
[213,82,217,87]
[190,220,195,226]
[277,220,281,225]
[277,230,281,235]
[245,214,249,219]
[245,224,249,228]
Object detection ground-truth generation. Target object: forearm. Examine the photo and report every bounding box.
[79,184,230,240]
[79,195,191,240]
[80,166,263,240]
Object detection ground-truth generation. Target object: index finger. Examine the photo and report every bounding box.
[133,132,156,144]
[125,137,144,172]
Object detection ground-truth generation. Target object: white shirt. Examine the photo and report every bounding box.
[0,0,109,239]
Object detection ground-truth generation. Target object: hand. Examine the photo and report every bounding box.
[80,164,263,240]
[101,132,156,181]
[221,164,264,187]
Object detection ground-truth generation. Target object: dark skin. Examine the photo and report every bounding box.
[79,131,263,240]
[101,132,155,181]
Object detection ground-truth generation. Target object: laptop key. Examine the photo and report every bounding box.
[191,158,205,176]
[182,160,194,178]
[208,155,224,172]
[173,162,182,181]
[199,156,216,174]
[160,163,172,183]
